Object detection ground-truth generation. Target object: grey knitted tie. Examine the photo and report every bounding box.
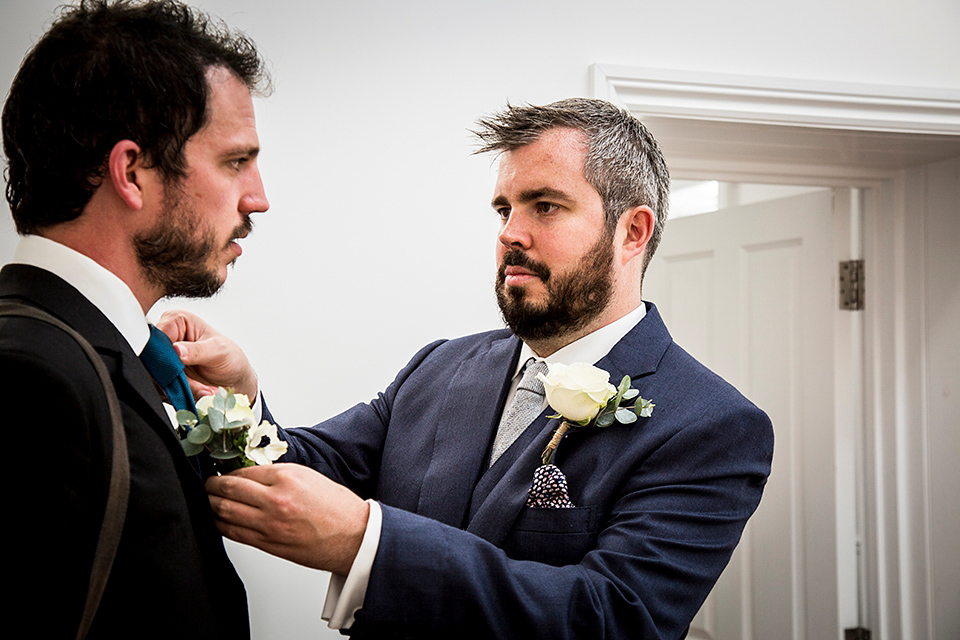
[489,358,548,466]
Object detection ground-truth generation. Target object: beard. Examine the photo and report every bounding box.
[134,181,251,299]
[496,228,615,342]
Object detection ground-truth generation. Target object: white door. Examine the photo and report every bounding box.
[643,188,862,640]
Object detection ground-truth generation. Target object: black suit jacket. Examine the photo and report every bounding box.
[0,264,248,638]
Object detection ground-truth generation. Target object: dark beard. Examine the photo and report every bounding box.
[134,183,250,299]
[495,229,615,342]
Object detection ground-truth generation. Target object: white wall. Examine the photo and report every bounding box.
[3,1,959,638]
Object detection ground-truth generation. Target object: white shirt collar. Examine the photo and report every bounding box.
[11,235,151,354]
[513,303,648,378]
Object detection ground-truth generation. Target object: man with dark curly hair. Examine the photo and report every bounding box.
[0,1,269,636]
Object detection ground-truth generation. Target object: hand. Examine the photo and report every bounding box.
[206,464,369,576]
[156,309,258,399]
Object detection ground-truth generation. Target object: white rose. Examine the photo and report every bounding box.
[196,389,255,429]
[537,362,617,424]
[224,403,256,429]
[195,393,216,417]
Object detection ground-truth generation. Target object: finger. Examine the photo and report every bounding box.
[214,515,267,547]
[205,472,275,511]
[208,492,262,527]
[172,334,219,368]
[213,515,295,561]
[155,309,194,343]
[187,377,218,398]
[226,463,287,485]
[206,464,286,499]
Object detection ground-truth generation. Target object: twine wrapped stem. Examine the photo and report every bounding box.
[541,420,574,465]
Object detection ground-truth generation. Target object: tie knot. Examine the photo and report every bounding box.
[518,358,548,396]
[140,325,185,388]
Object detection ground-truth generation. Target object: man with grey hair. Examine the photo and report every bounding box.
[165,98,773,639]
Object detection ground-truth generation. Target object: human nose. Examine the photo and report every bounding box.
[498,211,531,250]
[240,170,269,215]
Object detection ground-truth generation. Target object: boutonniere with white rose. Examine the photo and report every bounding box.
[537,362,654,465]
[177,387,287,472]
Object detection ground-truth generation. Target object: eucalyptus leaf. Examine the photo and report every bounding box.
[225,393,236,411]
[176,410,198,428]
[596,412,616,427]
[209,449,241,460]
[208,407,225,432]
[635,397,655,418]
[187,423,212,444]
[207,436,239,461]
[611,375,628,408]
[180,439,203,456]
[213,391,226,411]
[622,388,639,401]
[615,408,638,424]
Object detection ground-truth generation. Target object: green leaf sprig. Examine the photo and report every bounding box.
[177,388,257,472]
[541,374,654,465]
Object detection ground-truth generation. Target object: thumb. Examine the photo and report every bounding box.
[188,378,219,399]
[172,338,208,368]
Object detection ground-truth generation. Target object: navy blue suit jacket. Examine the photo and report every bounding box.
[281,303,773,639]
[1,264,248,638]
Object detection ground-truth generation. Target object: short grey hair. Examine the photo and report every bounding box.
[474,98,670,273]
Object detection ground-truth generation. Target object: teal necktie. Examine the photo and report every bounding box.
[139,325,197,415]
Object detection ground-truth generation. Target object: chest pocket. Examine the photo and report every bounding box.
[501,505,599,567]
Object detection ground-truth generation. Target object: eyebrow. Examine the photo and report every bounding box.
[223,145,261,159]
[491,187,573,208]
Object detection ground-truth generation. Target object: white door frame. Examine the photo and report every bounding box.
[591,64,960,640]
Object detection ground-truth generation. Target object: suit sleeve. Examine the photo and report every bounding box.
[275,339,448,497]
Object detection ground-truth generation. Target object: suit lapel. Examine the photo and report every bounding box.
[596,303,672,383]
[414,333,521,528]
[465,411,561,545]
[464,303,675,546]
[0,264,194,471]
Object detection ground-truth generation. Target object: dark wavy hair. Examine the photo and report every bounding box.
[474,98,670,275]
[2,0,268,234]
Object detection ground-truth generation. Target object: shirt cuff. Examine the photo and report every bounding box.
[321,499,382,629]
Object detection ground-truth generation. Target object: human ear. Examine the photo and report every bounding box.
[107,140,146,210]
[621,205,655,264]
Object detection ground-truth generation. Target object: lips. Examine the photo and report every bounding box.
[226,219,253,254]
[505,266,536,278]
[499,251,550,289]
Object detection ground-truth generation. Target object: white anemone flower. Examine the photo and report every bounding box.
[243,420,288,465]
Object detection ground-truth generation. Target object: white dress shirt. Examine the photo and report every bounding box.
[8,235,237,430]
[12,234,150,353]
[322,302,648,629]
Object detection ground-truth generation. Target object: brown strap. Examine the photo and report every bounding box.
[0,302,130,640]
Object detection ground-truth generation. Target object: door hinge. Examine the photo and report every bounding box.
[844,628,871,640]
[840,260,864,310]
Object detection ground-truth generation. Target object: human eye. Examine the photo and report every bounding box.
[535,201,559,215]
[494,205,511,219]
